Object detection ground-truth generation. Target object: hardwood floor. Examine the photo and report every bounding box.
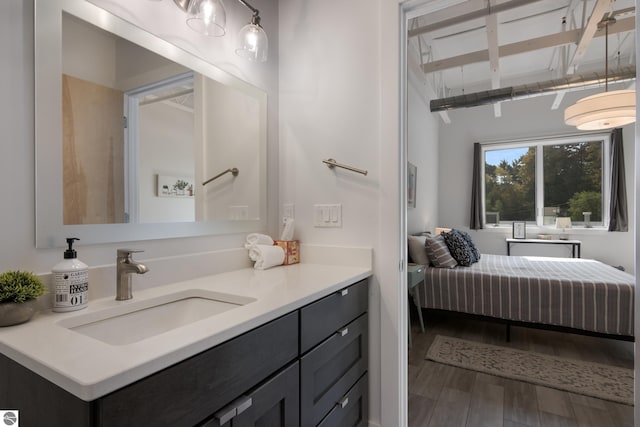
[408,310,635,427]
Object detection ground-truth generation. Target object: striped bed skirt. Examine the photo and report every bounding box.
[419,254,635,337]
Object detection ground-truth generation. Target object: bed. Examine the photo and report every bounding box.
[417,253,635,340]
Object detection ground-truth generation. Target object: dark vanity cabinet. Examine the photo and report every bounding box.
[300,279,369,427]
[0,278,368,427]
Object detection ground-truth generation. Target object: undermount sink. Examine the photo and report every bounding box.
[57,289,256,345]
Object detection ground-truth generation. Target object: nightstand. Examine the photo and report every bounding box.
[407,264,426,348]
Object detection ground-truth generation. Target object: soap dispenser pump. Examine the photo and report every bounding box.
[52,237,89,312]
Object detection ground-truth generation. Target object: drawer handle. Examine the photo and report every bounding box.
[213,396,252,424]
[214,406,236,425]
[235,396,253,415]
[339,327,349,337]
[340,288,349,296]
[339,396,349,408]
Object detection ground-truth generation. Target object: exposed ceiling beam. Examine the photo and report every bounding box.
[566,0,613,73]
[408,0,544,38]
[421,16,634,74]
[486,10,502,117]
[407,39,451,124]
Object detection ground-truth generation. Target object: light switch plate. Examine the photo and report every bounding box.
[283,203,295,225]
[313,204,342,227]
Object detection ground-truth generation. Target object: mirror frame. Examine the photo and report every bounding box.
[35,0,268,248]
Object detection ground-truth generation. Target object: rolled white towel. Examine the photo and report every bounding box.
[251,244,285,270]
[244,233,274,249]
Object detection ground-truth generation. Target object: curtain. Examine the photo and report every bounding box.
[470,142,483,230]
[608,128,628,231]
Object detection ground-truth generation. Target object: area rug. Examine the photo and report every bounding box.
[426,335,634,405]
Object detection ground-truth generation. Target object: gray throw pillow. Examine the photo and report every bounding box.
[424,235,457,268]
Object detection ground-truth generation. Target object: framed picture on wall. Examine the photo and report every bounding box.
[407,162,417,208]
[157,175,194,198]
[512,221,526,239]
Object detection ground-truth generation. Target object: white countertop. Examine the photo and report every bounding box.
[0,263,371,401]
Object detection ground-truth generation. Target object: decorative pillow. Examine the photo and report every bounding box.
[424,235,457,268]
[408,235,430,266]
[441,230,474,266]
[458,230,481,262]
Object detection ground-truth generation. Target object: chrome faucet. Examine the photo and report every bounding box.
[116,249,149,300]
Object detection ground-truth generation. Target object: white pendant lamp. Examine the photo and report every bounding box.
[564,16,636,130]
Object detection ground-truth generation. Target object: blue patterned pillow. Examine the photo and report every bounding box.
[458,230,481,262]
[441,230,475,266]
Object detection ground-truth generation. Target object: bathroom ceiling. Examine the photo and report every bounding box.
[409,0,636,115]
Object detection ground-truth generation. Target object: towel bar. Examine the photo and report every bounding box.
[322,158,368,176]
[202,168,239,186]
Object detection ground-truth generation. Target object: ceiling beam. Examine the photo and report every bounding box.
[408,0,544,38]
[486,10,502,117]
[421,16,634,74]
[566,0,613,73]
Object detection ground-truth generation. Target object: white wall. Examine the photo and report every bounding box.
[279,0,403,424]
[407,56,439,234]
[139,102,195,223]
[200,77,261,221]
[438,91,636,272]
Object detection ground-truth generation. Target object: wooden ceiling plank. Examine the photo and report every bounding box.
[486,9,502,117]
[566,0,613,74]
[421,15,634,73]
[409,0,545,38]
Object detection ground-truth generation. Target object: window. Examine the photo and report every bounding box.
[482,134,610,228]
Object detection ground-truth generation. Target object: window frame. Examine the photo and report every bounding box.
[480,133,611,229]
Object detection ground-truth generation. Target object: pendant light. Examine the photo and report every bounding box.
[185,0,226,37]
[235,13,268,62]
[173,0,268,62]
[564,16,636,130]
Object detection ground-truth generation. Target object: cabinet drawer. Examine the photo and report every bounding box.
[318,374,368,427]
[300,279,368,353]
[200,361,300,427]
[300,313,368,427]
[96,312,299,427]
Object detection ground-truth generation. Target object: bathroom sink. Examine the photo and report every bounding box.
[57,289,256,345]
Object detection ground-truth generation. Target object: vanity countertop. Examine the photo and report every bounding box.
[0,263,371,401]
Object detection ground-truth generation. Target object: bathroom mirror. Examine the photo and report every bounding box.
[35,0,267,248]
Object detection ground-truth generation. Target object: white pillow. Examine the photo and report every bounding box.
[408,235,430,265]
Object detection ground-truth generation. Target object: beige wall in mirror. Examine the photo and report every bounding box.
[35,0,267,247]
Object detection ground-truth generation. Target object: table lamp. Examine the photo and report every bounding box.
[555,217,572,240]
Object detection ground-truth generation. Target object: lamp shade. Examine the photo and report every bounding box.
[236,20,268,62]
[555,217,572,230]
[186,0,226,37]
[564,90,636,130]
[434,227,451,235]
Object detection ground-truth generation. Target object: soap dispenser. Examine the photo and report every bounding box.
[52,237,88,312]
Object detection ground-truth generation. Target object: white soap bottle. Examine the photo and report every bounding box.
[52,237,89,312]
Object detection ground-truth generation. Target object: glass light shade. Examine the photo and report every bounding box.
[236,22,268,62]
[186,0,226,37]
[564,90,636,130]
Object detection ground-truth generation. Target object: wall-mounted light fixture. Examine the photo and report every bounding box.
[173,0,268,62]
[564,16,636,130]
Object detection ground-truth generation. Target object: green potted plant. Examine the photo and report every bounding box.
[0,271,46,327]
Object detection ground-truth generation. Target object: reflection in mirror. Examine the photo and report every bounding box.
[61,13,261,225]
[35,0,267,247]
